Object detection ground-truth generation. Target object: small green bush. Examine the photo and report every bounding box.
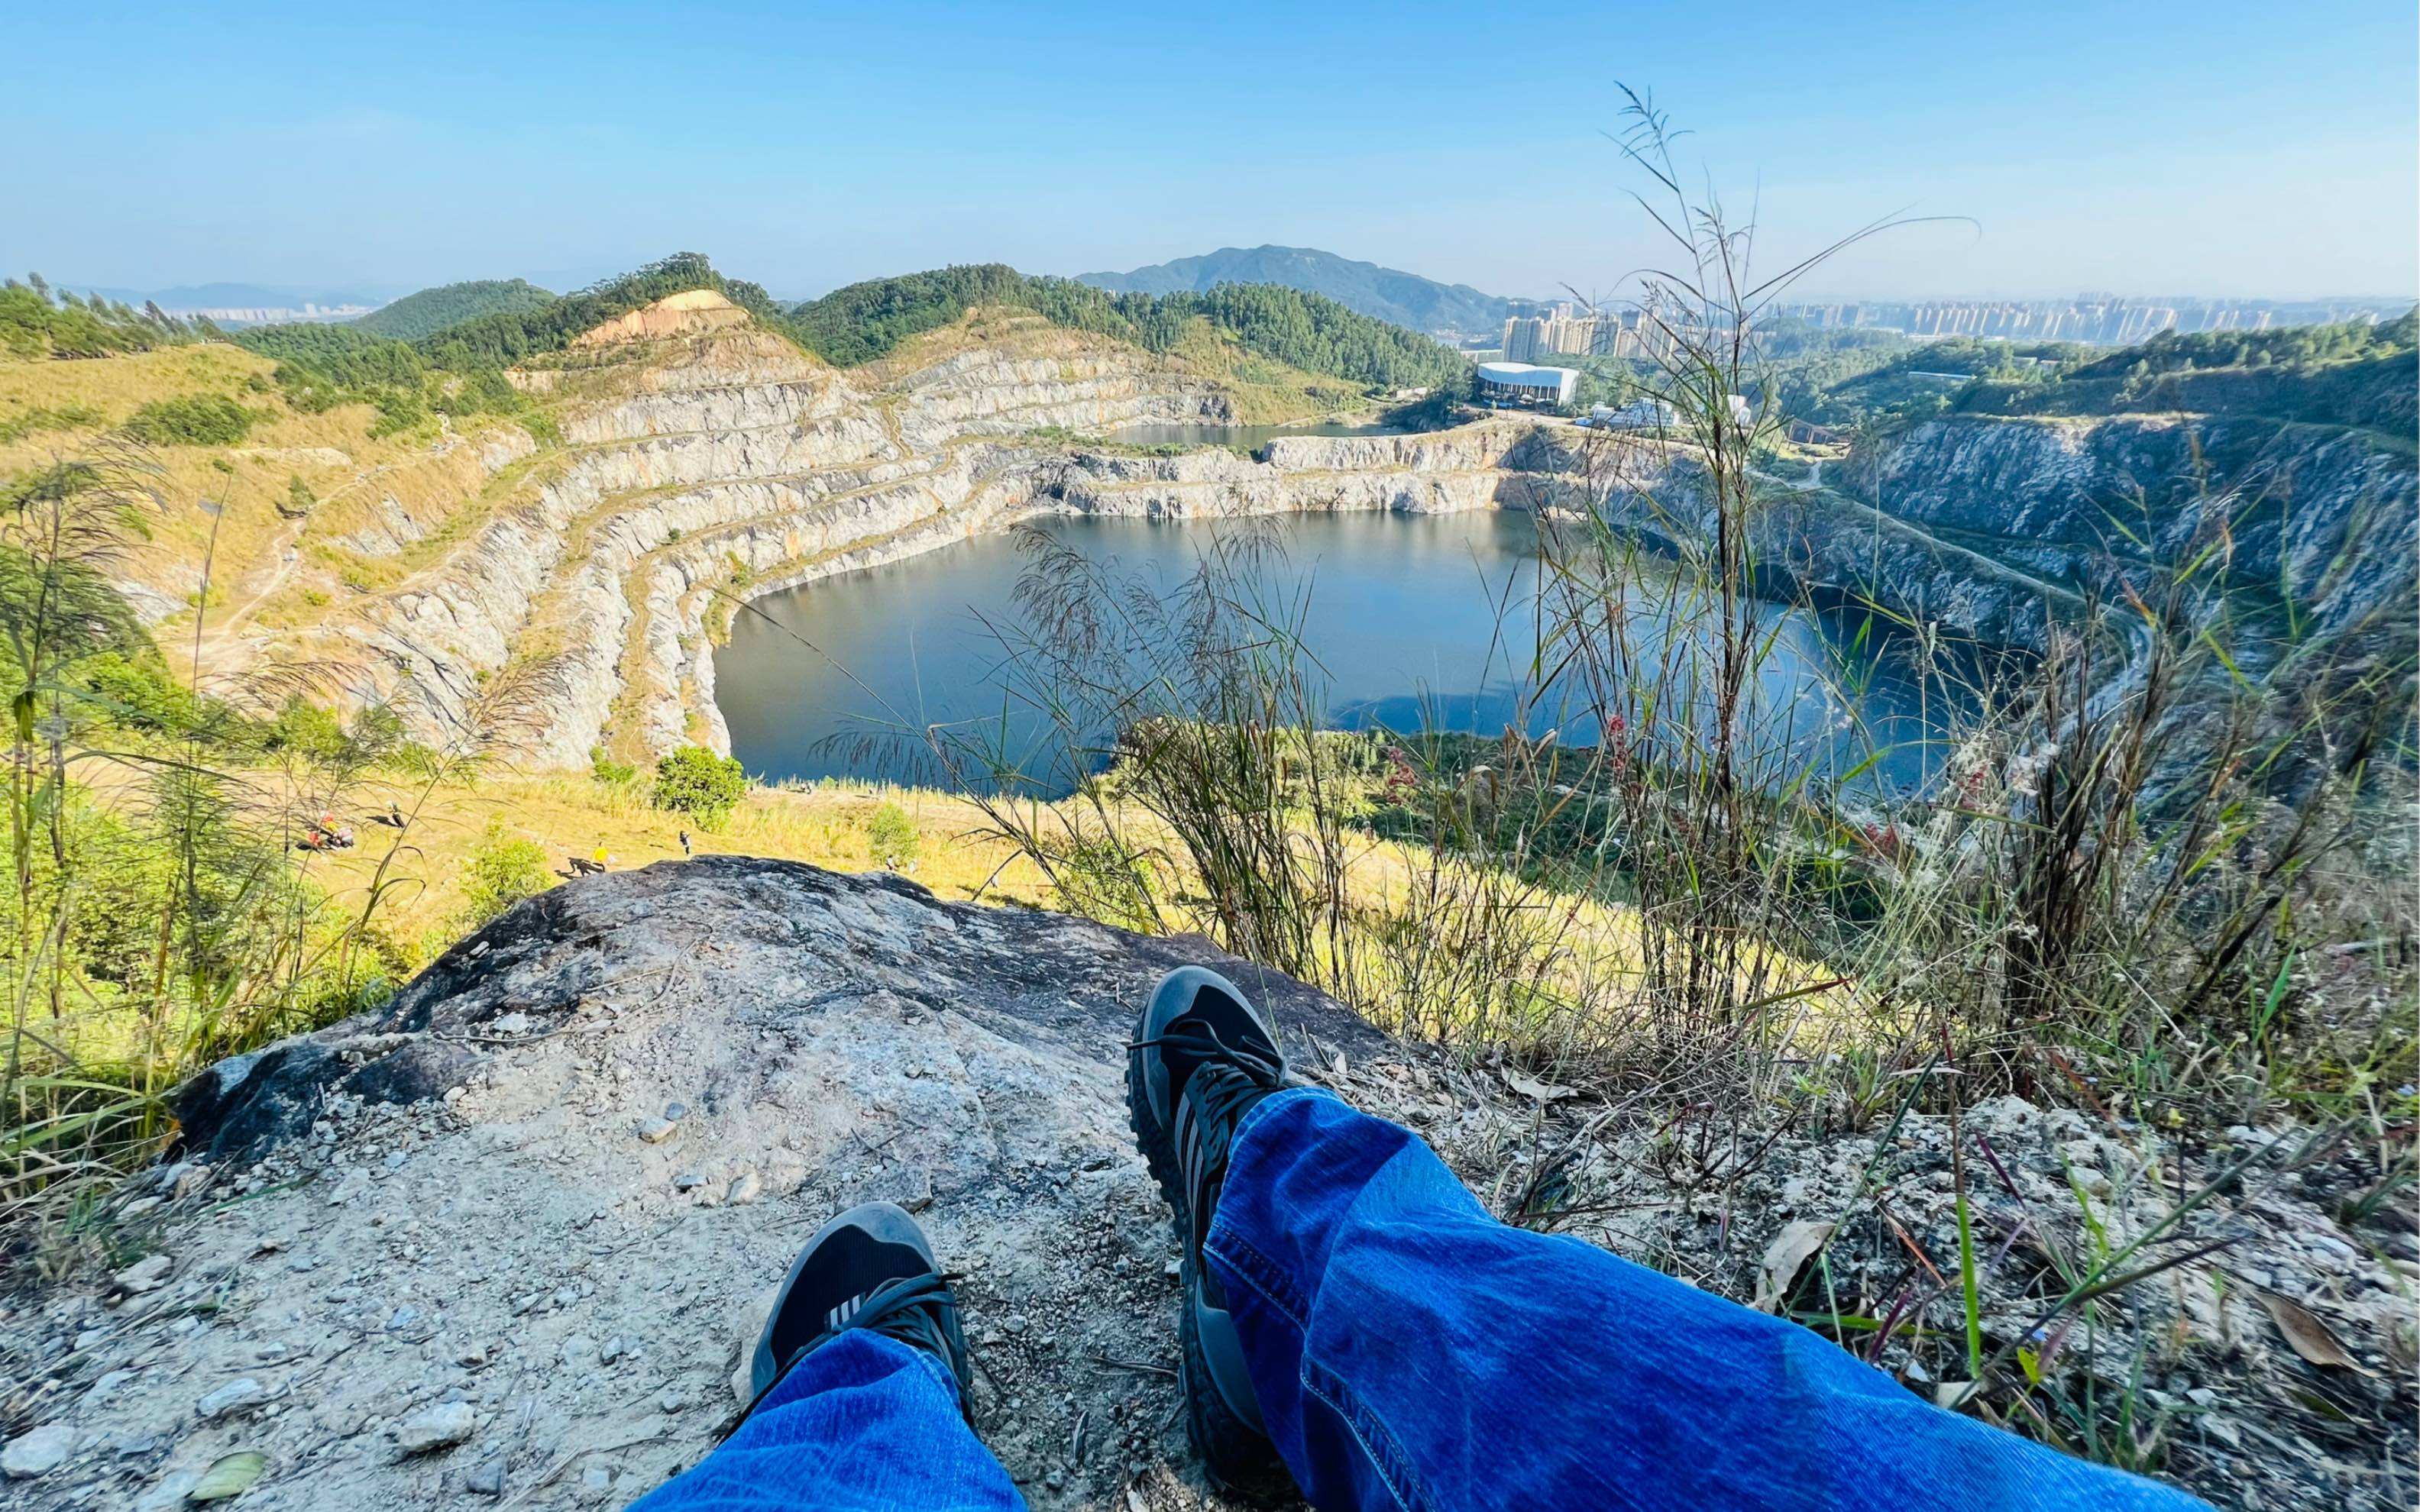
[652,745,747,829]
[122,394,255,446]
[866,801,920,869]
[461,816,552,927]
[590,747,639,785]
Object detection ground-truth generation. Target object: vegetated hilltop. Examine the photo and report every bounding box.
[1079,244,1520,341]
[0,273,220,364]
[1952,311,2419,435]
[1764,309,2418,434]
[351,278,556,341]
[792,262,1470,391]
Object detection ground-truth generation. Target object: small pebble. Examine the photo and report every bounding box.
[637,1118,678,1145]
[467,1459,505,1497]
[2,1423,76,1480]
[674,1173,707,1192]
[394,1401,476,1455]
[196,1378,265,1420]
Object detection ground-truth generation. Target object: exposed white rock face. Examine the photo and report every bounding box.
[224,307,2414,773]
[247,320,1569,771]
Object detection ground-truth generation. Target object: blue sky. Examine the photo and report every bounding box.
[6,1,2413,302]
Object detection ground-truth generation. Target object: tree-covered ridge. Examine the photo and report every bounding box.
[789,264,1469,392]
[354,278,556,341]
[231,321,535,438]
[1,274,218,360]
[1952,310,2418,432]
[411,253,786,368]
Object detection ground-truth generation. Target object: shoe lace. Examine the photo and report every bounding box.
[737,1271,972,1435]
[851,1271,971,1388]
[1134,1023,1284,1245]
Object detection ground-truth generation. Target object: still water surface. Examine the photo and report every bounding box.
[718,512,1959,794]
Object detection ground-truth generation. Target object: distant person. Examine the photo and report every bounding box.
[629,968,2208,1512]
[679,829,693,858]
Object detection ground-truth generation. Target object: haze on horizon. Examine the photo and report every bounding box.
[4,0,2413,307]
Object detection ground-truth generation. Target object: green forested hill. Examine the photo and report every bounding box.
[1078,245,1516,339]
[791,264,1470,391]
[1953,312,2418,432]
[410,254,788,367]
[354,278,555,341]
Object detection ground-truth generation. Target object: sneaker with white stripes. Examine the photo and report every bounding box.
[739,1200,972,1426]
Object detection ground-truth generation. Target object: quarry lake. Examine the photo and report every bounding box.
[717,511,1966,793]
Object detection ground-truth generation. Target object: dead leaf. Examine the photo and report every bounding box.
[1330,1052,1349,1080]
[1501,1068,1575,1103]
[189,1449,268,1502]
[2261,1291,2375,1375]
[1755,1219,1836,1311]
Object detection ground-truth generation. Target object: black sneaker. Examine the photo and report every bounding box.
[739,1201,972,1430]
[1126,966,1292,1495]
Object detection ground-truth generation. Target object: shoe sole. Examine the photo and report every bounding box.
[1125,968,1295,1500]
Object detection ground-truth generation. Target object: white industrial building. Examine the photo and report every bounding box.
[1475,361,1578,407]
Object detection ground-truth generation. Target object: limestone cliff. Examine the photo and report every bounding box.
[214,302,1576,771]
[199,293,2413,774]
[1835,413,2418,651]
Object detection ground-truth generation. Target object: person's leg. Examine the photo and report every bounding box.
[1208,1087,2211,1512]
[626,1328,1021,1512]
[629,1202,1024,1512]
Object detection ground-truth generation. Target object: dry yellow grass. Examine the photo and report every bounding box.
[308,773,1053,962]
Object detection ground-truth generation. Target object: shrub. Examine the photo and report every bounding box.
[865,801,920,869]
[590,747,639,786]
[461,816,552,927]
[652,745,747,828]
[121,394,255,446]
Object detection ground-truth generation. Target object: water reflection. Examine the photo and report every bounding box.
[716,512,1971,796]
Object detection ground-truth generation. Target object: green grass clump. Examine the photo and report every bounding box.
[121,394,255,446]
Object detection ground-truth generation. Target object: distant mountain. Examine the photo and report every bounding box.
[355,279,557,341]
[1078,246,1519,340]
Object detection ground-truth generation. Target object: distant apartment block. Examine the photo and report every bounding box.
[1503,303,1690,362]
[1774,296,2400,345]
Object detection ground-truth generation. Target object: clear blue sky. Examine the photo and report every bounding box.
[5,1,2413,302]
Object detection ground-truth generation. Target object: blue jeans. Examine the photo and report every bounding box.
[631,1090,2207,1511]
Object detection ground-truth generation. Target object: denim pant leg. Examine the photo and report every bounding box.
[1205,1088,2208,1512]
[626,1329,1025,1512]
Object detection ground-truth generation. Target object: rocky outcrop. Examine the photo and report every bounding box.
[571,289,753,347]
[12,861,2405,1510]
[37,859,1398,1511]
[1836,414,2418,650]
